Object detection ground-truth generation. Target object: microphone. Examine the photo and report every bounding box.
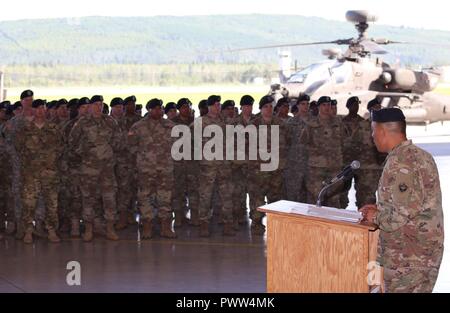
[329,160,360,184]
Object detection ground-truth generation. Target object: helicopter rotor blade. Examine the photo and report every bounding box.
[222,39,353,53]
[360,39,388,55]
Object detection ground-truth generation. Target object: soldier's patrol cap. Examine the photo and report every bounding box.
[135,104,143,111]
[68,98,79,108]
[47,100,58,109]
[240,95,254,106]
[259,95,274,109]
[124,96,137,105]
[20,89,34,100]
[346,96,360,108]
[90,95,104,103]
[32,99,47,108]
[13,101,22,110]
[198,99,208,109]
[57,98,68,107]
[164,102,177,114]
[331,99,337,106]
[147,98,163,109]
[177,98,192,109]
[371,108,406,123]
[207,95,221,106]
[221,100,235,110]
[110,97,124,107]
[318,96,332,105]
[309,100,318,108]
[367,97,382,111]
[297,94,310,103]
[78,97,91,107]
[0,101,10,110]
[276,97,289,108]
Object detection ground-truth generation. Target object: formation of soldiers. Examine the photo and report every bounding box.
[0,90,386,243]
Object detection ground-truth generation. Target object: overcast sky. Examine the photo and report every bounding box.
[0,0,448,31]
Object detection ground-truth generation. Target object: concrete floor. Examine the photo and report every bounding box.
[0,219,267,293]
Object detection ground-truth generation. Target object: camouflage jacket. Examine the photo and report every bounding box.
[342,115,385,169]
[285,114,308,168]
[299,115,345,170]
[13,118,63,173]
[172,114,196,167]
[128,116,175,173]
[190,114,233,168]
[68,115,122,167]
[229,113,255,164]
[249,115,288,171]
[375,140,444,269]
[123,113,142,131]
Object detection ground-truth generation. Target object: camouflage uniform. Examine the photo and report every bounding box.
[230,113,255,223]
[14,119,63,231]
[128,116,175,221]
[68,115,121,224]
[341,115,385,208]
[61,118,83,222]
[171,114,199,222]
[284,115,308,203]
[300,116,345,208]
[193,115,234,224]
[112,115,137,222]
[248,115,287,222]
[121,113,141,219]
[375,140,444,293]
[0,121,14,231]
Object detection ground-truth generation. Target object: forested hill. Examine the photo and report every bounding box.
[1,15,450,66]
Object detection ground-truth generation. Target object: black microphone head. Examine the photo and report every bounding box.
[351,160,361,170]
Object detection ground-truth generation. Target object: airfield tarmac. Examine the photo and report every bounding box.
[0,120,449,293]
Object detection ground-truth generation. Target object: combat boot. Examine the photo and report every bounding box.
[15,221,24,240]
[48,228,61,243]
[70,219,80,238]
[33,220,47,238]
[93,217,106,236]
[199,221,210,237]
[83,222,93,242]
[174,212,184,228]
[223,222,236,236]
[141,219,153,239]
[189,209,200,226]
[160,218,177,238]
[251,219,266,236]
[23,227,33,244]
[5,221,16,235]
[106,221,119,241]
[115,211,128,230]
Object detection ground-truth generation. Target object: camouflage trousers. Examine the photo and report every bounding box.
[306,167,343,208]
[21,171,59,230]
[67,169,83,220]
[231,163,249,220]
[79,164,117,223]
[197,163,233,223]
[172,161,199,216]
[248,167,283,222]
[339,169,382,209]
[384,267,440,293]
[137,168,174,221]
[283,161,307,203]
[0,160,14,227]
[57,167,71,222]
[115,162,137,216]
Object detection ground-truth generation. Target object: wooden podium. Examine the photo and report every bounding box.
[258,201,380,293]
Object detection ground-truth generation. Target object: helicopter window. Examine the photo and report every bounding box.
[331,62,352,84]
[287,63,323,83]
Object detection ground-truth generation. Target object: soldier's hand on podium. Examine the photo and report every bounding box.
[359,204,378,224]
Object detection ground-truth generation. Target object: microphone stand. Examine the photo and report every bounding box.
[316,174,352,208]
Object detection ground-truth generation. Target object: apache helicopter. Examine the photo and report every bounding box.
[231,10,450,124]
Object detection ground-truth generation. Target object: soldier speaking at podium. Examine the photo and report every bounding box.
[359,108,444,293]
